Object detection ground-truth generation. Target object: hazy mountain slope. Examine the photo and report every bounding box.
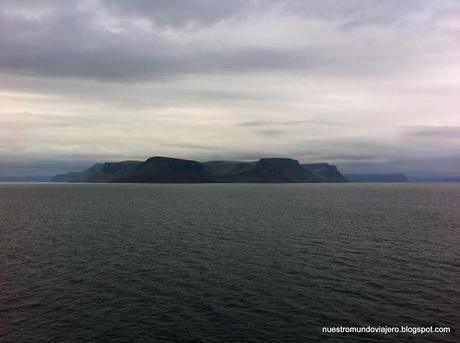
[80,161,141,182]
[345,173,409,182]
[52,161,141,182]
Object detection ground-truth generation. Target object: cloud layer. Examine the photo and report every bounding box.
[1,0,460,176]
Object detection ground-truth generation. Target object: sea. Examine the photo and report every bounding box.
[1,183,459,342]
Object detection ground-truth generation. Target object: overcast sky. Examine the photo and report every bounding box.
[1,0,460,176]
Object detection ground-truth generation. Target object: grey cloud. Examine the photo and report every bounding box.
[0,27,326,81]
[237,120,267,127]
[237,119,339,127]
[99,0,251,26]
[1,1,460,177]
[162,142,223,151]
[402,126,460,140]
[238,120,308,127]
[255,129,285,136]
[99,0,446,28]
[0,112,85,129]
[1,0,456,81]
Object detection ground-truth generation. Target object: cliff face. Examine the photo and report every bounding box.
[114,157,212,183]
[52,156,350,183]
[258,158,315,182]
[302,163,349,183]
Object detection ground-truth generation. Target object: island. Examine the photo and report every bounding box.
[52,156,350,183]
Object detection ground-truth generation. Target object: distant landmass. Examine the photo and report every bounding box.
[408,176,460,182]
[0,175,51,182]
[7,158,441,184]
[344,173,409,182]
[51,161,141,182]
[52,156,349,183]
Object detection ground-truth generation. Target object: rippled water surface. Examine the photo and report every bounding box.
[1,183,459,342]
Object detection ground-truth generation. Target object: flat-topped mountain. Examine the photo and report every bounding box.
[205,158,315,183]
[115,157,211,183]
[52,156,349,183]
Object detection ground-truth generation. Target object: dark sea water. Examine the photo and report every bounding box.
[1,183,459,343]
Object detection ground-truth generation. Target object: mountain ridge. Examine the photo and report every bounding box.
[52,156,349,183]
